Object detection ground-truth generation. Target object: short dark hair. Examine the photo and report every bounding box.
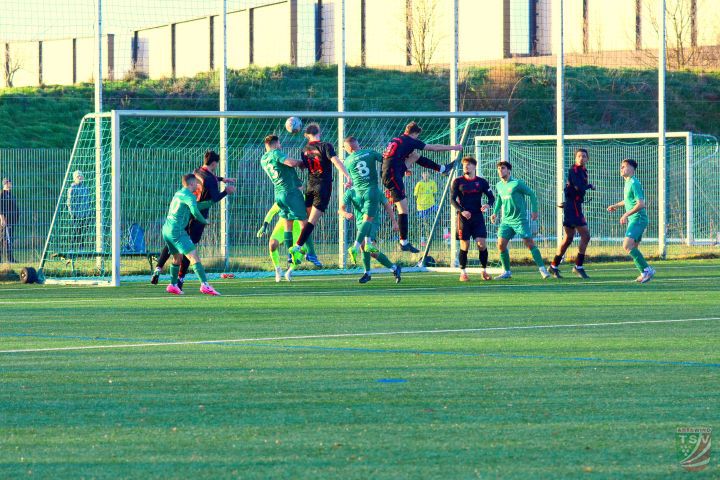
[204,150,220,166]
[264,134,279,145]
[344,136,357,144]
[622,158,638,170]
[405,121,422,135]
[182,173,198,186]
[575,148,589,157]
[496,160,512,170]
[305,123,320,136]
[461,156,477,166]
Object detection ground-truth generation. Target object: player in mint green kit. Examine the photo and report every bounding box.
[257,202,302,282]
[607,158,655,283]
[490,161,550,279]
[340,187,401,284]
[260,134,307,280]
[162,174,220,296]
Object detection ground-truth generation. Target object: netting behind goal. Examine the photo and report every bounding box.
[39,111,507,284]
[475,132,720,251]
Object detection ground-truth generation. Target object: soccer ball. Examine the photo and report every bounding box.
[285,116,302,134]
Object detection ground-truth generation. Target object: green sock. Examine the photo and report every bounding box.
[170,264,180,285]
[283,232,293,250]
[270,249,280,268]
[629,247,649,272]
[305,237,316,256]
[356,221,373,245]
[192,262,208,284]
[374,251,394,269]
[500,250,511,271]
[530,246,545,268]
[362,252,371,272]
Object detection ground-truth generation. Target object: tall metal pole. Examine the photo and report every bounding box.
[95,0,104,268]
[110,110,121,286]
[449,0,459,267]
[555,0,565,249]
[219,0,229,270]
[337,0,346,268]
[658,0,667,257]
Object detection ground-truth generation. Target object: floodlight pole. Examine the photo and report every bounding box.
[95,0,104,269]
[337,0,347,269]
[449,0,459,267]
[658,0,667,258]
[219,0,229,270]
[555,0,565,250]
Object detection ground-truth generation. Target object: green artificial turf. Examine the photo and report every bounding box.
[0,259,718,479]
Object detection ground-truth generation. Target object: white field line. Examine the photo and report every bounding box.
[1,316,719,355]
[0,275,718,306]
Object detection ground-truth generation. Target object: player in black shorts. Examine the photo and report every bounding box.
[382,121,463,252]
[549,148,596,279]
[288,123,353,267]
[150,150,236,288]
[450,156,495,282]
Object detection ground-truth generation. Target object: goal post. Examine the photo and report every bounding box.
[39,110,509,286]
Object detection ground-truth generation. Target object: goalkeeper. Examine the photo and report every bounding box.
[162,174,220,296]
[256,200,302,282]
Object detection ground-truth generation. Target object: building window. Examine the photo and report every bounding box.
[509,0,533,56]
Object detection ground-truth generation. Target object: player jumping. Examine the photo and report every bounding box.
[381,121,463,253]
[450,156,495,282]
[260,135,308,280]
[161,174,220,296]
[289,123,353,267]
[257,202,302,282]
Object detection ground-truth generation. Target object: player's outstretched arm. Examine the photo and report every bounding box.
[423,144,464,152]
[283,157,304,168]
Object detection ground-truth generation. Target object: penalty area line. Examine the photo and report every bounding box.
[1,316,719,354]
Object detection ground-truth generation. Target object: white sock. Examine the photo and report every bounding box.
[461,268,466,274]
[400,239,409,246]
[439,165,446,173]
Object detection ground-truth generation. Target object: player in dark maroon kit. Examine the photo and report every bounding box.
[549,148,596,279]
[288,123,352,267]
[450,156,495,281]
[382,121,463,253]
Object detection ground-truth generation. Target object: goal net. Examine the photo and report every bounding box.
[475,132,720,251]
[39,110,508,285]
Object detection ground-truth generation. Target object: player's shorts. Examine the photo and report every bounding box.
[417,205,437,219]
[563,200,587,228]
[276,189,307,221]
[305,181,333,212]
[497,220,532,240]
[457,213,487,240]
[162,226,195,255]
[625,219,648,242]
[355,219,380,242]
[382,167,406,202]
[357,187,381,219]
[270,218,303,244]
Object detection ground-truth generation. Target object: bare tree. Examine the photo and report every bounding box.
[4,47,23,88]
[407,0,443,74]
[646,0,720,70]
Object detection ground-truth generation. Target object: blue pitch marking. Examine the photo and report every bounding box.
[3,332,720,369]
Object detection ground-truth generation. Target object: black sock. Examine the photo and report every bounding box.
[297,222,315,247]
[415,156,441,172]
[179,256,190,277]
[479,248,488,268]
[398,214,409,241]
[156,246,171,269]
[459,249,468,269]
[552,255,562,267]
[576,253,585,267]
